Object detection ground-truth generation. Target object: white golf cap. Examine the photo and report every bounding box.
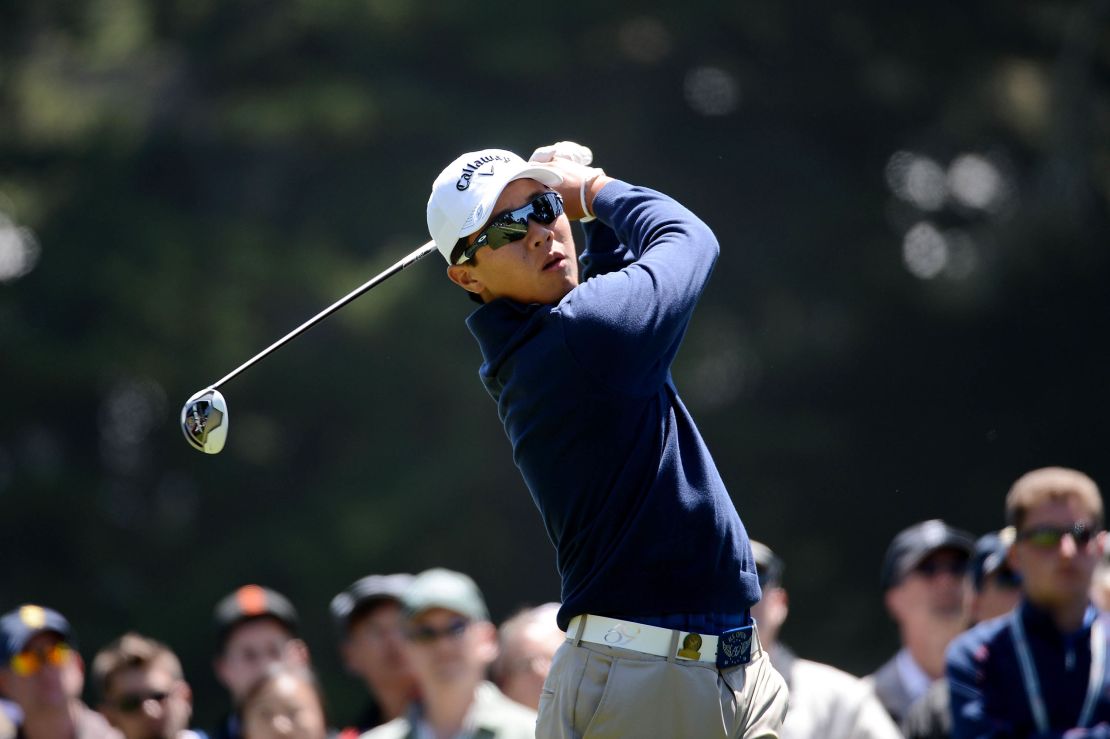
[427,148,563,264]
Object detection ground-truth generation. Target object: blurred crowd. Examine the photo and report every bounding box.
[2,464,1106,739]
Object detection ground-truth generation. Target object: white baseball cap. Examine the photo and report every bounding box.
[427,148,564,264]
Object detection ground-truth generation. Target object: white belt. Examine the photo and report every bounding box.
[567,615,727,664]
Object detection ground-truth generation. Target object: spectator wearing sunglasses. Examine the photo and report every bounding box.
[92,633,204,739]
[902,528,1023,739]
[748,541,902,739]
[0,604,122,739]
[865,519,975,723]
[947,467,1110,736]
[362,568,535,739]
[426,140,787,738]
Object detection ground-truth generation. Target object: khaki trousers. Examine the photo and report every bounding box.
[536,629,789,738]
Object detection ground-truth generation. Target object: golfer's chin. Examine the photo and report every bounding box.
[492,275,578,306]
[542,260,580,303]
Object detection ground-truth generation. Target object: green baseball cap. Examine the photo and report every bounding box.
[402,568,489,622]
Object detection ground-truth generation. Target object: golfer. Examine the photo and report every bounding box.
[426,143,788,738]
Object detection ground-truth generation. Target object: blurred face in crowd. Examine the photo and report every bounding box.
[1010,495,1106,610]
[446,179,579,306]
[0,632,84,716]
[216,618,307,701]
[1091,564,1110,611]
[100,663,192,739]
[750,585,789,649]
[971,568,1023,623]
[342,602,414,693]
[241,672,326,739]
[402,608,497,692]
[887,548,970,627]
[496,618,564,710]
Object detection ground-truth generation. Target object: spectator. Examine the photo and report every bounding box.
[329,574,418,731]
[491,603,562,711]
[965,527,1023,625]
[1090,552,1110,611]
[748,541,902,738]
[0,604,121,738]
[362,568,535,739]
[902,528,1023,738]
[948,467,1110,735]
[865,519,974,723]
[0,703,13,739]
[211,585,308,739]
[92,632,204,739]
[239,665,327,739]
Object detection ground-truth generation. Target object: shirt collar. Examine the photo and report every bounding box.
[895,647,932,702]
[1019,598,1098,638]
[406,683,503,739]
[465,299,547,372]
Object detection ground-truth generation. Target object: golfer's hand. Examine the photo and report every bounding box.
[530,141,610,221]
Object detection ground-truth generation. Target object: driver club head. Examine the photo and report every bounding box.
[181,388,228,454]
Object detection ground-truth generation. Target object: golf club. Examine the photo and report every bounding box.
[181,240,438,454]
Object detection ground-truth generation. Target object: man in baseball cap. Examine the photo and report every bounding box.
[0,604,121,738]
[329,574,417,731]
[427,149,565,266]
[210,585,308,739]
[363,568,535,739]
[865,519,974,723]
[423,141,787,737]
[902,528,1023,739]
[748,542,901,739]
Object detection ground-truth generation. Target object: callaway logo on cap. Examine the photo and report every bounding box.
[455,154,513,191]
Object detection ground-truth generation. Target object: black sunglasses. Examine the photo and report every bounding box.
[405,617,470,644]
[1017,522,1098,549]
[914,558,968,578]
[456,191,564,264]
[114,690,170,713]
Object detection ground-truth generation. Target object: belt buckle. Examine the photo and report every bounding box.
[716,624,754,669]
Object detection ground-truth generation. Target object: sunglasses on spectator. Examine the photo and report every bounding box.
[456,191,564,264]
[405,617,470,644]
[9,642,71,676]
[112,690,171,713]
[1018,522,1098,549]
[913,559,968,578]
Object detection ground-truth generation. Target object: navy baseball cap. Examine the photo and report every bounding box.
[880,519,975,590]
[330,573,414,634]
[970,527,1020,591]
[213,585,299,650]
[1,605,75,663]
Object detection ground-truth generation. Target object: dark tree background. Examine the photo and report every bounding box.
[2,0,1108,728]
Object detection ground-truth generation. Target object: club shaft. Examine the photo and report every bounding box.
[210,240,438,389]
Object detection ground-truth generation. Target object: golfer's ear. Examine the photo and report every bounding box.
[447,264,484,295]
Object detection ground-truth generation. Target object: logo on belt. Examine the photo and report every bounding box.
[717,626,754,669]
[677,633,702,660]
[603,623,641,647]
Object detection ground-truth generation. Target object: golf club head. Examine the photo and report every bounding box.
[181,388,228,454]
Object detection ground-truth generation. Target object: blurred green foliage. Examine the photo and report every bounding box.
[2,0,1108,728]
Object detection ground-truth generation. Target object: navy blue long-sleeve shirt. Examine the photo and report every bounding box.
[947,599,1110,738]
[465,180,759,631]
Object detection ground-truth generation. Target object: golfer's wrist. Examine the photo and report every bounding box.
[581,174,614,221]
